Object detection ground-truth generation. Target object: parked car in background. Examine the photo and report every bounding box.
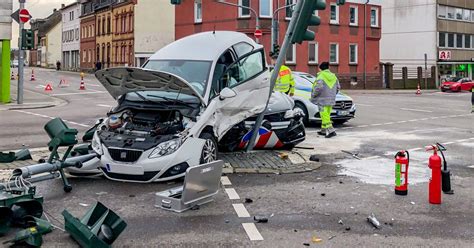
[291,71,356,125]
[441,77,474,92]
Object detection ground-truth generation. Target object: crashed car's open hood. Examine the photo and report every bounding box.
[95,67,206,105]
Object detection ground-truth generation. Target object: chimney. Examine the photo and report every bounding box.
[53,8,57,12]
[61,4,66,8]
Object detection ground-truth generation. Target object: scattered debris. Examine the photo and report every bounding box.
[338,219,343,225]
[79,203,90,207]
[324,213,331,216]
[345,226,351,231]
[244,198,253,204]
[294,229,298,232]
[328,235,336,240]
[225,219,230,223]
[129,194,135,198]
[311,236,322,243]
[253,216,268,223]
[190,205,200,211]
[303,243,310,246]
[339,180,344,184]
[341,150,361,160]
[278,152,289,159]
[309,155,320,162]
[410,201,416,205]
[0,151,16,163]
[0,149,31,163]
[320,193,326,197]
[95,192,108,196]
[15,149,33,161]
[367,213,381,229]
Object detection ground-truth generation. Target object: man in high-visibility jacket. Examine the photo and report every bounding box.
[311,62,340,138]
[270,53,295,96]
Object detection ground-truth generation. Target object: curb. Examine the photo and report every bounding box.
[1,88,68,111]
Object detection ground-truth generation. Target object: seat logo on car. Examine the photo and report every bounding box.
[120,152,127,159]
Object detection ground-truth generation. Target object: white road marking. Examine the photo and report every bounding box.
[400,108,433,113]
[242,223,264,241]
[468,165,474,169]
[225,188,240,200]
[443,142,455,145]
[51,91,106,96]
[220,176,232,186]
[86,84,101,87]
[455,139,469,143]
[363,156,381,160]
[12,110,89,127]
[97,104,113,108]
[384,122,395,125]
[355,103,373,107]
[370,123,383,126]
[232,204,250,218]
[357,125,368,128]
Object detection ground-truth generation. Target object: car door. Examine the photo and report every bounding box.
[461,78,473,91]
[212,49,270,139]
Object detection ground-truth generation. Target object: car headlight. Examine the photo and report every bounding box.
[350,103,356,111]
[91,132,103,155]
[149,138,182,158]
[284,109,296,119]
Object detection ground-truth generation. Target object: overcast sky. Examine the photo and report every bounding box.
[11,0,76,48]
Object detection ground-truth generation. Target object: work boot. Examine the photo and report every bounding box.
[325,131,337,138]
[317,130,326,136]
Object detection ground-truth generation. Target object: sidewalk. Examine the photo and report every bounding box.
[0,83,66,111]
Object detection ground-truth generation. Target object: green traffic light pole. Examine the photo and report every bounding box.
[246,0,305,152]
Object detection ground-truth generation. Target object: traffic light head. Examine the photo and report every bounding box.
[21,29,34,50]
[291,0,326,44]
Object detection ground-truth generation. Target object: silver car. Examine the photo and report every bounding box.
[292,71,356,125]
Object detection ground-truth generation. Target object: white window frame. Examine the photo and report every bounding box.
[349,6,358,26]
[447,7,455,19]
[463,9,471,21]
[349,44,358,65]
[259,0,273,18]
[370,7,379,27]
[285,0,296,20]
[238,0,250,18]
[329,43,339,65]
[285,44,296,64]
[308,42,318,65]
[194,0,202,23]
[438,5,447,19]
[455,8,463,20]
[330,3,339,25]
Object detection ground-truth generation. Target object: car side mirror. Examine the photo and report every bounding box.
[219,87,237,100]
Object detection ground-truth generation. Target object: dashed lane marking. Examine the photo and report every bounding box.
[232,204,251,218]
[363,156,381,160]
[224,188,240,200]
[242,223,264,241]
[400,108,433,113]
[97,104,113,108]
[12,110,89,128]
[51,91,107,96]
[220,176,232,186]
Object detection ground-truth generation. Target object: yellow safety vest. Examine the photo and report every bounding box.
[274,65,295,95]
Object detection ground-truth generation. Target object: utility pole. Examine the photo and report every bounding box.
[216,0,260,43]
[17,0,25,104]
[271,3,297,54]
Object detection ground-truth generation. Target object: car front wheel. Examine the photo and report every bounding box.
[199,133,218,164]
[294,102,309,125]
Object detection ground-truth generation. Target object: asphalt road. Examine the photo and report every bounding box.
[0,68,473,247]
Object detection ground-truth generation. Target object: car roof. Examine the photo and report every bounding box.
[148,31,262,61]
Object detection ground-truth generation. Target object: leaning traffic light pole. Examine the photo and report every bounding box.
[246,0,326,152]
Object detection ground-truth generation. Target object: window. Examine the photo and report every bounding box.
[349,6,358,26]
[194,0,202,23]
[463,9,471,21]
[286,0,296,20]
[330,43,339,64]
[448,33,454,48]
[224,50,265,88]
[107,17,111,34]
[308,42,318,64]
[465,35,471,49]
[349,44,358,64]
[75,28,79,40]
[371,8,379,27]
[259,0,272,18]
[455,8,462,20]
[97,19,101,36]
[447,7,455,19]
[286,44,296,64]
[233,42,254,57]
[439,32,446,47]
[438,5,446,18]
[456,34,463,48]
[330,4,339,24]
[83,50,86,62]
[238,0,250,18]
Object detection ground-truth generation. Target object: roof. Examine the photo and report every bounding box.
[149,31,262,61]
[31,10,62,37]
[60,0,80,11]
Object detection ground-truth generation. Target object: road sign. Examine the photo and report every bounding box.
[438,51,451,60]
[19,9,30,23]
[254,29,262,39]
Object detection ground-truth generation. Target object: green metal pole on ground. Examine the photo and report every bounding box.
[0,39,11,103]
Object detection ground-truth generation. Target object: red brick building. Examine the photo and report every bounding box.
[80,0,96,71]
[175,0,382,88]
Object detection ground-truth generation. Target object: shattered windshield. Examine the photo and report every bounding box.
[143,60,212,96]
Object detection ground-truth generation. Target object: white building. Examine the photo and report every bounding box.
[381,0,474,85]
[61,1,81,71]
[134,0,175,67]
[40,21,62,68]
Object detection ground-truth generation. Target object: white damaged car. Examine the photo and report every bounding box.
[87,31,305,182]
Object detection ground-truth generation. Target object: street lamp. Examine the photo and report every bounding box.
[271,3,297,54]
[215,0,260,43]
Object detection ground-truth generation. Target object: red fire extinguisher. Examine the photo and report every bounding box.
[427,145,442,204]
[395,151,409,195]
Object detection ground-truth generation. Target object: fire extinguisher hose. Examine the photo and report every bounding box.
[436,143,447,171]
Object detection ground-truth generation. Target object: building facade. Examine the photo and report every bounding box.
[61,2,81,71]
[112,0,135,67]
[80,0,96,71]
[95,0,114,68]
[381,0,474,87]
[29,9,62,69]
[175,0,383,88]
[134,0,175,67]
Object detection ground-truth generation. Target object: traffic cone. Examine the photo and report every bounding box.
[58,78,69,88]
[30,69,36,81]
[79,80,86,90]
[416,84,422,95]
[11,71,15,80]
[44,83,53,92]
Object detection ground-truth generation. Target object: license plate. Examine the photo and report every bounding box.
[105,163,144,175]
[337,111,349,116]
